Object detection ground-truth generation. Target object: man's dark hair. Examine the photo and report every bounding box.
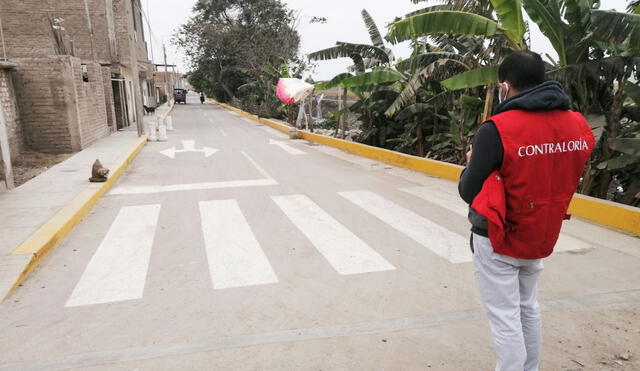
[498,51,545,91]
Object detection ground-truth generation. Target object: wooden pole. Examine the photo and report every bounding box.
[341,87,347,138]
[481,85,495,122]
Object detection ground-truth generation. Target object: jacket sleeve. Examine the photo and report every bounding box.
[458,122,504,205]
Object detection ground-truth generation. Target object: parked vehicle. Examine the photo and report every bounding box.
[174,88,187,104]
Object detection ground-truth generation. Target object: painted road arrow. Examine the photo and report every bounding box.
[269,139,306,155]
[160,140,219,159]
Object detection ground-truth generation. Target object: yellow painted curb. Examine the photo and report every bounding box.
[7,135,148,297]
[298,131,464,182]
[568,194,640,235]
[209,100,640,236]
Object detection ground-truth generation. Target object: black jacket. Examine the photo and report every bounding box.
[458,81,572,236]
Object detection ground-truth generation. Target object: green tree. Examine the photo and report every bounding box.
[175,0,300,116]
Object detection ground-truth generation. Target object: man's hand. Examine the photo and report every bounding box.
[466,144,473,164]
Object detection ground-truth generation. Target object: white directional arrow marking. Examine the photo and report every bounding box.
[160,140,219,159]
[269,139,306,155]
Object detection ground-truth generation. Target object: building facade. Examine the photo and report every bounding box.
[154,70,185,104]
[0,0,155,157]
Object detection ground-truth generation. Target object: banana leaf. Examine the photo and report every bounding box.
[395,103,434,121]
[590,10,640,45]
[597,154,639,170]
[490,0,526,48]
[441,65,499,90]
[625,82,640,105]
[386,11,505,44]
[608,138,640,157]
[315,73,353,90]
[361,9,385,48]
[340,70,404,88]
[396,52,464,72]
[522,0,567,65]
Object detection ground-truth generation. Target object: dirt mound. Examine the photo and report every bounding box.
[12,151,72,186]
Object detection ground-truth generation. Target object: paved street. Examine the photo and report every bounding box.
[1,94,639,370]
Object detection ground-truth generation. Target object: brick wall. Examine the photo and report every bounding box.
[75,61,110,148]
[0,0,115,63]
[12,56,110,154]
[0,67,22,160]
[12,57,74,153]
[112,0,132,66]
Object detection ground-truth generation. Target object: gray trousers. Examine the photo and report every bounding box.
[472,233,544,371]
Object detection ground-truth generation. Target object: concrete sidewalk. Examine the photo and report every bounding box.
[0,129,147,302]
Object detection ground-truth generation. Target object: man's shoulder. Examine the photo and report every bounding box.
[475,121,502,148]
[477,120,498,135]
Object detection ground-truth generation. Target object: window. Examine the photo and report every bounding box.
[81,64,89,82]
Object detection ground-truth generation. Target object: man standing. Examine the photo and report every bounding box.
[458,51,594,371]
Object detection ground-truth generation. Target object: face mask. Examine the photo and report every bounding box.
[498,82,510,103]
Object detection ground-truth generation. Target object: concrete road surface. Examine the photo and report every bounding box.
[1,93,639,370]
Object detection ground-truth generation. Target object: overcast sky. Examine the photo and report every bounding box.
[146,0,629,80]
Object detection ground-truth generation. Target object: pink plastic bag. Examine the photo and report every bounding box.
[276,78,314,104]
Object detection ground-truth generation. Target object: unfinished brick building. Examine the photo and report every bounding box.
[154,70,185,103]
[0,0,155,157]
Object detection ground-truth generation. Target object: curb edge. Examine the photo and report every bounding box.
[208,99,639,236]
[3,135,148,301]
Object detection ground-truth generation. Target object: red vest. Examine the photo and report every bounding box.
[472,109,594,259]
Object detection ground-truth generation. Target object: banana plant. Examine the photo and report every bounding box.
[309,9,394,73]
[526,0,640,200]
[386,0,526,92]
[385,35,489,117]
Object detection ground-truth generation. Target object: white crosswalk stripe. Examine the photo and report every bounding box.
[66,204,161,307]
[340,190,472,263]
[199,199,279,289]
[273,195,395,275]
[69,190,502,304]
[401,186,593,253]
[401,186,468,216]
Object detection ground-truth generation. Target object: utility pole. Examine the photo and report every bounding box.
[127,0,145,136]
[146,0,154,63]
[171,64,176,89]
[163,44,170,103]
[145,0,157,105]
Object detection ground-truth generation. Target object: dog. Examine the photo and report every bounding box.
[89,159,109,183]
[143,105,157,115]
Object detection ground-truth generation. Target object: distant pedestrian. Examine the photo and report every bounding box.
[458,51,594,371]
[200,92,205,104]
